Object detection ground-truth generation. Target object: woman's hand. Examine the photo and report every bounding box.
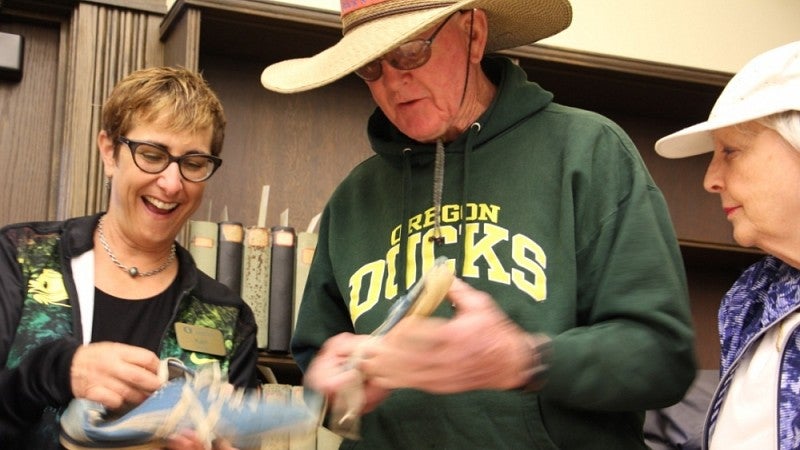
[70,342,162,410]
[165,430,239,450]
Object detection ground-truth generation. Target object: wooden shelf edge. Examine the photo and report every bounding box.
[503,44,732,87]
[160,0,340,39]
[678,239,764,255]
[159,0,732,88]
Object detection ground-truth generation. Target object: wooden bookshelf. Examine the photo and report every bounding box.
[259,350,303,385]
[1,0,761,372]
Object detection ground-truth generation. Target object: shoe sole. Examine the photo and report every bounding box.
[60,435,165,450]
[403,259,454,317]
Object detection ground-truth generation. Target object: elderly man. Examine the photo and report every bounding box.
[262,1,696,448]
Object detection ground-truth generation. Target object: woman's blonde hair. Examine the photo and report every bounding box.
[101,66,226,156]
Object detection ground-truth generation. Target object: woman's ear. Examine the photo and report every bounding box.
[97,130,117,179]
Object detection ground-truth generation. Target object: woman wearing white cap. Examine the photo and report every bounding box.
[263,0,697,448]
[656,41,800,450]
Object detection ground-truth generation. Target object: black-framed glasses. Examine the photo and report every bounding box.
[117,136,222,182]
[354,12,456,82]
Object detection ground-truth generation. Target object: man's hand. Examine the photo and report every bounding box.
[358,278,537,393]
[303,332,391,413]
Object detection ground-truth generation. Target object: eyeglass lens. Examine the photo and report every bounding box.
[355,12,454,81]
[120,138,219,182]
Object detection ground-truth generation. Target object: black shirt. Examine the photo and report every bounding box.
[91,278,180,353]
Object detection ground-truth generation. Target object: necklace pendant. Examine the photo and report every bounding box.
[99,216,175,278]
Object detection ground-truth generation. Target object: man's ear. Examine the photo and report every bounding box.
[97,130,117,178]
[463,9,489,64]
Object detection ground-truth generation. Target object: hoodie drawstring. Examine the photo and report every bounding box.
[427,124,480,279]
[430,138,446,246]
[399,147,413,292]
[457,123,480,277]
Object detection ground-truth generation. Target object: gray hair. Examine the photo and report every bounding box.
[758,110,800,151]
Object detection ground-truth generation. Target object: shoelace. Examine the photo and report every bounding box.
[148,358,317,449]
[151,359,227,447]
[198,366,244,444]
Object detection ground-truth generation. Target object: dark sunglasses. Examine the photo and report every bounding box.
[354,13,457,82]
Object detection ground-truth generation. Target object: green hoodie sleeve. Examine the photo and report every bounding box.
[540,118,696,411]
[290,207,353,372]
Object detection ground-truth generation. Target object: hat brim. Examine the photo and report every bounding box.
[654,122,717,159]
[655,99,800,159]
[656,41,800,159]
[654,111,775,159]
[261,0,572,93]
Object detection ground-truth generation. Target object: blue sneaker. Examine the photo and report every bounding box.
[60,358,319,449]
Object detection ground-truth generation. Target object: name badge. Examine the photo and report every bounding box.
[174,322,227,357]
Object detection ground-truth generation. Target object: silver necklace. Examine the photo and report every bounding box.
[97,216,176,277]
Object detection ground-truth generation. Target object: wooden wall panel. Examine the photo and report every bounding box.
[196,53,374,230]
[0,19,61,224]
[161,6,200,70]
[58,3,164,218]
[681,247,761,368]
[616,114,739,248]
[685,266,728,370]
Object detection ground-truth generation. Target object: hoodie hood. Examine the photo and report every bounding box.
[366,56,555,167]
[362,56,555,285]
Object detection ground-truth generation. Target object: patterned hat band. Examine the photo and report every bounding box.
[341,0,457,34]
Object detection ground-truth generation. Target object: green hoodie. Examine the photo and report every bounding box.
[292,56,696,449]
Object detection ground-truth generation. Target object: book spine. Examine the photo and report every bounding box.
[267,226,295,353]
[293,231,318,330]
[259,383,291,449]
[216,221,244,296]
[188,220,218,278]
[241,226,271,349]
[289,385,317,450]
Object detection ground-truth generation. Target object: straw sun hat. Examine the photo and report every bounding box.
[655,40,800,159]
[261,0,573,94]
